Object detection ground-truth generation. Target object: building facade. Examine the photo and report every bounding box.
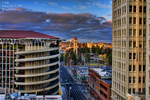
[73,36,78,55]
[0,30,62,95]
[112,0,146,100]
[88,68,112,100]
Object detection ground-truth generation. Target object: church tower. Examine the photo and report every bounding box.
[74,36,78,55]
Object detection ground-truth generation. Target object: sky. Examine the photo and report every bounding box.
[0,0,112,43]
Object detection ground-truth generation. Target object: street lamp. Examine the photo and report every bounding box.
[69,87,72,100]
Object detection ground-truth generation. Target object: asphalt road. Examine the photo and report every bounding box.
[60,66,87,100]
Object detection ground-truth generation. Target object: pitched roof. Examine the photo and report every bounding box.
[74,36,78,40]
[0,30,60,39]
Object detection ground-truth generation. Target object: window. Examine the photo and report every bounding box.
[143,65,145,71]
[139,18,142,24]
[143,77,145,83]
[143,18,146,24]
[133,65,135,71]
[134,6,136,12]
[139,6,142,13]
[129,5,132,12]
[133,29,136,36]
[139,41,142,48]
[129,53,132,59]
[143,30,146,36]
[133,53,136,59]
[129,89,131,94]
[144,6,146,13]
[129,65,132,71]
[129,29,132,36]
[143,41,146,48]
[139,88,141,93]
[129,17,132,24]
[139,65,142,71]
[139,53,142,60]
[129,77,132,83]
[139,77,141,83]
[133,89,135,93]
[133,17,136,24]
[143,53,146,60]
[129,41,132,47]
[139,29,142,36]
[133,77,135,83]
[133,41,136,47]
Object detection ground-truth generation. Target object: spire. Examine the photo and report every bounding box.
[74,36,78,40]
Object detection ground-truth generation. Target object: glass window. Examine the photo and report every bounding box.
[143,18,146,25]
[129,89,131,94]
[129,5,132,12]
[143,30,146,36]
[143,65,145,71]
[139,29,142,36]
[139,88,141,93]
[139,18,142,24]
[133,77,135,83]
[133,17,136,24]
[129,77,132,83]
[144,6,146,13]
[139,65,142,71]
[139,6,142,13]
[143,41,146,48]
[139,41,142,48]
[129,53,132,59]
[129,41,132,47]
[143,53,146,60]
[129,17,132,24]
[139,77,141,83]
[133,65,135,71]
[129,65,132,71]
[133,41,136,47]
[143,77,145,83]
[133,53,136,59]
[133,29,136,36]
[139,53,142,60]
[129,29,132,36]
[134,6,136,12]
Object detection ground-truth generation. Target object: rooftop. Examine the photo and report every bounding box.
[92,68,112,77]
[74,36,78,40]
[103,79,112,85]
[0,30,59,39]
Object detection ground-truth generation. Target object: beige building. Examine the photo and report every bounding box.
[0,30,62,95]
[112,0,146,100]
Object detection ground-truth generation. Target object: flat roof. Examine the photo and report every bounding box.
[102,79,112,85]
[0,30,60,39]
[92,68,112,77]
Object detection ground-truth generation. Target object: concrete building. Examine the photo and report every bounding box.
[112,0,146,100]
[0,30,62,95]
[88,68,112,100]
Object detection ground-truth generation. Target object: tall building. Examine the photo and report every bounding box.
[74,36,78,55]
[112,0,146,100]
[0,30,62,95]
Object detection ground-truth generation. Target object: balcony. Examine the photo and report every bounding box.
[15,47,59,55]
[14,80,59,93]
[15,67,59,77]
[15,75,59,85]
[15,61,59,70]
[15,54,59,62]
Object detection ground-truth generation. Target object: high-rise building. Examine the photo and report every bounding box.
[0,30,62,95]
[112,0,146,100]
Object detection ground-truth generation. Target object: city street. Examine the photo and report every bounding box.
[60,66,87,100]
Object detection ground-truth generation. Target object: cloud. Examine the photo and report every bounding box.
[0,8,112,43]
[62,6,71,9]
[93,1,111,8]
[78,5,87,9]
[47,2,58,6]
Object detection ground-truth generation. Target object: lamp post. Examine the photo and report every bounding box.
[69,87,72,100]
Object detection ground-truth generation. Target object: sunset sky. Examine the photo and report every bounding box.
[0,0,112,43]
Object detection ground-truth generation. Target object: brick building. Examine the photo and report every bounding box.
[88,68,112,100]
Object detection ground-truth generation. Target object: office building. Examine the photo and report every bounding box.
[112,0,146,100]
[0,30,62,95]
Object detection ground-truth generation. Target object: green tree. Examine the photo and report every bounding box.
[85,53,90,63]
[64,52,69,64]
[78,53,82,63]
[92,45,96,54]
[106,47,111,58]
[70,50,77,65]
[60,53,64,62]
[108,53,112,65]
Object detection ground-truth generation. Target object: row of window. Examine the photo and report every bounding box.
[128,88,145,94]
[129,17,146,25]
[129,65,146,71]
[129,77,145,83]
[129,5,146,13]
[129,41,146,48]
[129,53,146,60]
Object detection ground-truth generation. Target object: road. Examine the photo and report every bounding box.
[60,66,87,100]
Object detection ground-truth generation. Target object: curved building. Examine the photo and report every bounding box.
[0,30,62,95]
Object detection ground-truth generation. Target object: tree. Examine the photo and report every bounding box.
[108,53,112,65]
[64,52,69,64]
[60,53,64,62]
[85,53,90,63]
[78,53,82,63]
[70,50,77,65]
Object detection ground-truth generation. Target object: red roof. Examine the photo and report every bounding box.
[0,30,59,39]
[74,36,78,40]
